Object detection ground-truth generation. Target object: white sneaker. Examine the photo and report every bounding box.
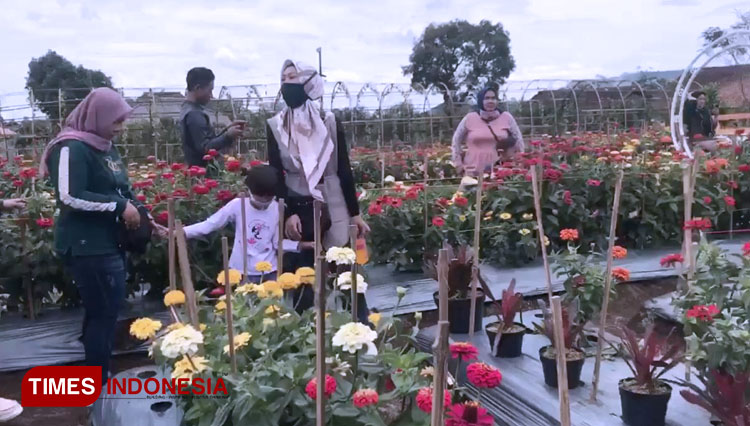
[0,397,22,422]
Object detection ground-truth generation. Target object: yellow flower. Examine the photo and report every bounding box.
[265,304,282,316]
[223,332,251,354]
[255,261,273,273]
[199,323,207,332]
[216,269,242,286]
[172,355,208,380]
[519,228,531,236]
[278,272,300,290]
[296,267,316,285]
[522,213,534,221]
[368,312,382,327]
[262,318,275,328]
[500,212,512,220]
[215,300,227,312]
[420,366,435,378]
[166,322,185,332]
[129,318,162,340]
[236,284,255,295]
[164,290,186,307]
[258,281,283,299]
[459,215,467,222]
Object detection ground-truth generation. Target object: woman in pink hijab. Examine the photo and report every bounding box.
[42,88,145,384]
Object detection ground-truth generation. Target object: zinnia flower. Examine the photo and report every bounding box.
[518,228,531,236]
[686,304,720,322]
[332,322,378,355]
[216,269,242,286]
[724,196,736,207]
[171,355,208,380]
[352,389,379,408]
[563,190,572,205]
[449,342,478,360]
[703,196,712,204]
[305,375,337,399]
[164,290,186,306]
[326,247,356,265]
[368,312,381,327]
[337,272,368,293]
[612,267,630,282]
[160,324,203,358]
[660,253,684,268]
[35,218,54,228]
[466,362,502,388]
[612,246,627,259]
[587,179,602,187]
[420,366,434,378]
[743,242,750,257]
[415,386,451,413]
[445,402,494,426]
[560,228,579,241]
[129,317,162,340]
[215,300,226,312]
[223,332,251,354]
[522,213,534,221]
[278,272,300,290]
[265,304,281,316]
[454,196,469,207]
[368,203,383,215]
[225,160,241,172]
[255,261,273,273]
[257,281,283,299]
[499,212,512,220]
[192,184,210,195]
[296,267,316,284]
[683,218,712,230]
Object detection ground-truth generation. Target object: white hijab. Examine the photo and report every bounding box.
[269,60,333,200]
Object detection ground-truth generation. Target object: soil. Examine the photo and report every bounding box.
[485,322,526,334]
[541,346,586,362]
[620,377,672,396]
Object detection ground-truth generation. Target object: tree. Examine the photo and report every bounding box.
[402,20,515,110]
[26,50,113,121]
[702,11,750,107]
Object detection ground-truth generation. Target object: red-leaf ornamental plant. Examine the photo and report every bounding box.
[499,279,523,331]
[617,326,683,393]
[679,370,750,426]
[533,300,583,352]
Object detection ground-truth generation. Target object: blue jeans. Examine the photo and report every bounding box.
[67,253,127,383]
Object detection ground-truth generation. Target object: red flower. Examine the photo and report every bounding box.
[207,149,218,157]
[250,160,264,167]
[560,228,579,241]
[170,163,185,171]
[431,216,445,227]
[132,180,154,189]
[368,203,383,216]
[466,362,502,388]
[612,267,631,282]
[216,190,235,202]
[436,198,451,208]
[19,168,38,179]
[703,196,712,204]
[684,218,712,230]
[660,253,684,268]
[305,375,336,399]
[13,155,23,165]
[445,402,494,426]
[449,342,478,360]
[204,179,218,189]
[147,173,157,179]
[543,168,563,182]
[743,242,750,257]
[659,136,672,144]
[136,194,147,202]
[612,245,627,259]
[390,198,403,208]
[144,204,153,212]
[156,161,168,169]
[202,155,212,161]
[736,146,743,155]
[415,387,451,413]
[404,189,419,200]
[188,166,207,177]
[727,181,739,190]
[686,304,720,322]
[454,196,469,207]
[563,190,572,206]
[736,129,746,136]
[161,172,175,180]
[739,164,750,173]
[35,218,54,228]
[146,155,156,162]
[192,184,210,195]
[352,389,378,408]
[724,196,736,207]
[12,179,24,188]
[2,171,12,179]
[172,189,189,199]
[384,375,395,392]
[586,179,602,187]
[226,160,241,172]
[156,211,169,225]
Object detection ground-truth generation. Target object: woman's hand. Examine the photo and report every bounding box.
[352,215,370,238]
[285,214,303,241]
[1,198,26,211]
[150,220,169,239]
[122,202,141,230]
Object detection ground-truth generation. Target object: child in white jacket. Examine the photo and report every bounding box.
[184,165,312,282]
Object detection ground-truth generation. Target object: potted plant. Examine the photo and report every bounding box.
[533,301,585,389]
[484,279,526,357]
[680,370,750,426]
[426,243,485,334]
[615,326,683,426]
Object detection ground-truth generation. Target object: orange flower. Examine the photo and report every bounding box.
[560,229,579,242]
[612,246,627,259]
[612,267,630,282]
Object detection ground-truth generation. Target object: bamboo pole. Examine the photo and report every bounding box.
[240,193,248,281]
[682,153,699,381]
[551,296,572,426]
[20,221,34,320]
[349,224,359,322]
[313,200,326,426]
[590,169,624,401]
[222,237,238,374]
[168,198,176,291]
[468,172,484,339]
[431,248,450,426]
[277,198,285,275]
[531,164,555,300]
[174,220,200,329]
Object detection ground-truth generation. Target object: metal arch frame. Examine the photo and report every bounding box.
[649,80,671,113]
[617,80,649,129]
[570,80,605,131]
[330,81,353,111]
[671,30,750,157]
[519,79,581,134]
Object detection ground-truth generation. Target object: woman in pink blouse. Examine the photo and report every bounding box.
[451,86,524,176]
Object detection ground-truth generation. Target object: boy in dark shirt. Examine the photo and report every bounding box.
[180,67,245,167]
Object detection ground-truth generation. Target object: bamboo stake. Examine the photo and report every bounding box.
[240,193,248,281]
[682,153,700,381]
[468,172,484,339]
[277,198,285,275]
[168,198,176,291]
[590,169,624,401]
[222,237,238,374]
[431,248,450,426]
[313,200,326,426]
[551,296,572,426]
[174,220,200,329]
[20,221,34,320]
[531,164,555,301]
[349,224,359,322]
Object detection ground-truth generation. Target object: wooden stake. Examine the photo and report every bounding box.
[222,237,237,374]
[240,193,248,281]
[431,248,450,426]
[349,224,359,322]
[682,152,699,381]
[174,220,200,329]
[277,198,285,275]
[590,169,624,401]
[468,172,484,339]
[551,296,572,426]
[531,164,555,300]
[20,221,34,320]
[313,200,326,426]
[168,198,176,291]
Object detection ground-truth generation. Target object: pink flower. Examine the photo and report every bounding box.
[415,387,451,413]
[204,179,218,189]
[352,389,378,408]
[587,179,602,187]
[305,375,336,399]
[449,342,478,360]
[207,149,218,157]
[136,194,147,202]
[660,254,684,268]
[743,242,750,257]
[563,190,572,206]
[703,196,712,204]
[368,203,383,216]
[226,160,241,172]
[445,402,494,426]
[724,196,736,207]
[466,362,502,388]
[686,304,720,322]
[192,184,210,195]
[35,218,54,228]
[431,216,445,227]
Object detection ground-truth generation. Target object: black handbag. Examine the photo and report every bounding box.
[118,205,153,254]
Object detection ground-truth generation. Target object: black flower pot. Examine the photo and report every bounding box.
[538,346,585,389]
[619,378,672,426]
[433,291,485,334]
[485,322,526,358]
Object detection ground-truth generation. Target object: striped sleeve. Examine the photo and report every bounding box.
[57,145,127,215]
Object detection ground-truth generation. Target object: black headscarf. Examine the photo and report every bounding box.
[476,86,503,113]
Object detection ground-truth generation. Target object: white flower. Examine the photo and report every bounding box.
[332,322,378,355]
[414,312,422,321]
[326,247,356,265]
[396,286,408,298]
[337,272,368,293]
[358,189,367,201]
[160,324,204,358]
[384,175,395,183]
[460,176,478,186]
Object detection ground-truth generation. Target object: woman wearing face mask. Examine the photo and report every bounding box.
[41,87,151,384]
[267,60,370,321]
[452,86,524,176]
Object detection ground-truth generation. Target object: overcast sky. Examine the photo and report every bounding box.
[0,0,746,97]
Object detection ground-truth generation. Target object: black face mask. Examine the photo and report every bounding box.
[281,83,309,109]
